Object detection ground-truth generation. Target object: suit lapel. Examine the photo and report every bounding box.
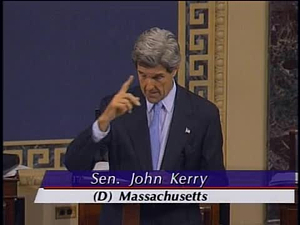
[160,85,193,170]
[122,85,193,171]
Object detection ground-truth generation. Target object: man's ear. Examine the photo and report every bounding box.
[172,68,179,77]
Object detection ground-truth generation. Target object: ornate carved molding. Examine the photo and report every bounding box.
[214,1,228,163]
[3,140,70,186]
[178,1,228,165]
[3,139,71,169]
[18,169,46,186]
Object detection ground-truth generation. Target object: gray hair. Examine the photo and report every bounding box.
[132,27,181,73]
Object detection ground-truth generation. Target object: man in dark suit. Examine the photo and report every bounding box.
[64,27,226,225]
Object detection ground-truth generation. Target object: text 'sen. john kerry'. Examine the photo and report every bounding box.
[91,172,209,188]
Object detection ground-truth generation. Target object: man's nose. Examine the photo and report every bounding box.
[145,78,155,90]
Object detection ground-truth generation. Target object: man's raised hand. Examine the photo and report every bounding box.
[97,75,141,132]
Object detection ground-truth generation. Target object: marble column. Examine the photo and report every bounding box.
[267,1,298,224]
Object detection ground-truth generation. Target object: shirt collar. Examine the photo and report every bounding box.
[146,80,177,113]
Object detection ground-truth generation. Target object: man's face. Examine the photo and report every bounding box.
[137,64,176,103]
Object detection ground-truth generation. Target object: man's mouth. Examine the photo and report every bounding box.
[148,92,159,96]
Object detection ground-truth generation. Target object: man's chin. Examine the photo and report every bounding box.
[146,96,161,104]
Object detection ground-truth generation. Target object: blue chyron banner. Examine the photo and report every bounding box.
[40,170,297,188]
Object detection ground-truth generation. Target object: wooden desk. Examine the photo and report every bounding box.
[78,203,222,225]
[4,176,19,225]
[3,174,25,225]
[279,130,298,225]
[280,204,298,225]
[78,204,102,225]
[200,204,220,225]
[280,189,298,225]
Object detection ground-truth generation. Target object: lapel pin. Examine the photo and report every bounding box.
[185,128,190,134]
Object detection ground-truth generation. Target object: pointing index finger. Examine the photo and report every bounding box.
[119,75,134,93]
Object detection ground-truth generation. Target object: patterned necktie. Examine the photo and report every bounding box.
[149,102,162,170]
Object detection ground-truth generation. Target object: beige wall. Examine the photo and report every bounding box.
[227,1,268,225]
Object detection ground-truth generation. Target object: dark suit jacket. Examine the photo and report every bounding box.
[64,84,225,225]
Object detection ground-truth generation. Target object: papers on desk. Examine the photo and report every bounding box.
[93,161,109,170]
[269,172,298,186]
[3,165,31,178]
[3,161,108,178]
